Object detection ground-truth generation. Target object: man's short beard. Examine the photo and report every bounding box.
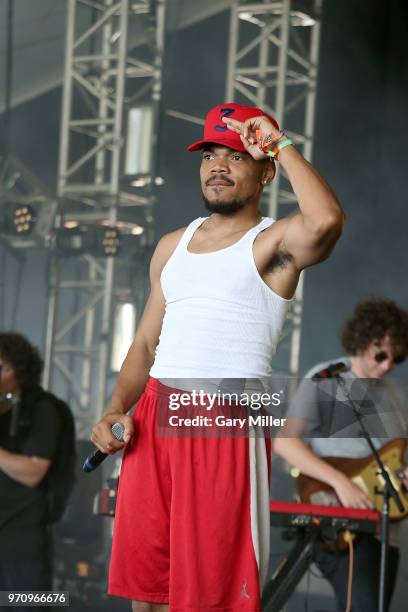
[202,194,252,215]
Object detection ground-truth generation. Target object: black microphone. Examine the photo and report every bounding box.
[83,422,125,473]
[312,362,349,381]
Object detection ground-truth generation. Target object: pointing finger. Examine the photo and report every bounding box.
[224,123,241,135]
[221,116,244,132]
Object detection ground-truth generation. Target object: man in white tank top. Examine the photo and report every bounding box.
[90,103,345,612]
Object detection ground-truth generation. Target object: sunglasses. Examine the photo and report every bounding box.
[374,351,406,365]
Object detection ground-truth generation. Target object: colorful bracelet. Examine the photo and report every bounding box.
[256,129,281,154]
[255,128,293,159]
[266,137,293,160]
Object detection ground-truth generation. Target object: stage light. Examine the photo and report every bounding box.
[101,227,120,256]
[63,221,79,229]
[130,176,151,187]
[12,204,36,235]
[124,106,154,175]
[0,199,56,246]
[55,225,89,256]
[55,223,145,258]
[55,225,121,257]
[0,156,57,248]
[238,9,315,27]
[128,175,165,188]
[101,219,144,236]
[0,203,37,236]
[111,302,137,372]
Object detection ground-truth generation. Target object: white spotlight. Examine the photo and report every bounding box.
[125,106,154,175]
[111,302,137,372]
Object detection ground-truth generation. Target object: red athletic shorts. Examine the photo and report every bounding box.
[108,377,271,611]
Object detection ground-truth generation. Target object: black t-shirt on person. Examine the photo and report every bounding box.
[0,390,61,560]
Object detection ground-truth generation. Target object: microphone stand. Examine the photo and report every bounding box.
[336,375,404,612]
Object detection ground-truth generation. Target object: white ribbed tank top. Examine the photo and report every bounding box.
[149,216,292,379]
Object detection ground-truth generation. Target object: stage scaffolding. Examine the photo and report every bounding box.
[43,0,165,437]
[226,0,323,375]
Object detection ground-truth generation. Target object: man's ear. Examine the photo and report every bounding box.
[261,160,276,185]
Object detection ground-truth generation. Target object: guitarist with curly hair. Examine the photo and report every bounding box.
[274,297,408,612]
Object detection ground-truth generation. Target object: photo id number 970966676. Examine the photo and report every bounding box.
[0,592,69,607]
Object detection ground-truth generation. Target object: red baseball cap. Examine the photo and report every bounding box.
[187,102,279,153]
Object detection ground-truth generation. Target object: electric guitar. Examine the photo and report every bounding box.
[297,439,408,520]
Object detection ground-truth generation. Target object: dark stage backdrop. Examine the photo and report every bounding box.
[1,3,408,609]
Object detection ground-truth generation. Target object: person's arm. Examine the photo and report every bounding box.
[0,448,50,488]
[0,397,62,488]
[223,115,345,270]
[275,144,344,270]
[91,228,185,454]
[273,434,373,509]
[274,374,373,510]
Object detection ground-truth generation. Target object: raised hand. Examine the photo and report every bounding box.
[222,114,282,160]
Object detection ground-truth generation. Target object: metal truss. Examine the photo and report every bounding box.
[44,0,165,437]
[226,0,323,375]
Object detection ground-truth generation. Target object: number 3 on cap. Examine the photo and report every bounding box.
[215,108,235,132]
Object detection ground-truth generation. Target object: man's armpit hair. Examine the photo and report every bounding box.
[266,250,294,272]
